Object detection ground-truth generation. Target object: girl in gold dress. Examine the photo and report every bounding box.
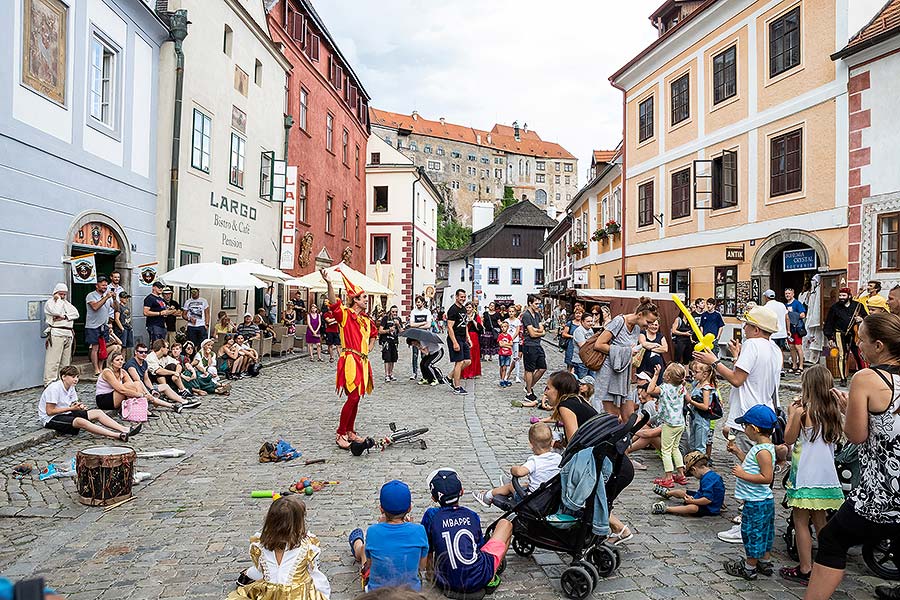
[230,496,331,600]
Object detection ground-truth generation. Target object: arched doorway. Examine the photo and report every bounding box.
[66,213,132,354]
[750,229,829,300]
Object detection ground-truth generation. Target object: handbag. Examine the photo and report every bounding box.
[578,319,625,371]
[97,336,108,361]
[121,396,149,422]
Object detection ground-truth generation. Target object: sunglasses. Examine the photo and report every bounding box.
[136,350,148,354]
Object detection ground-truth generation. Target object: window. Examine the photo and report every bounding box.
[223,24,233,56]
[566,163,575,172]
[714,266,738,316]
[299,87,308,131]
[638,181,654,227]
[325,196,333,232]
[342,129,349,164]
[437,146,444,156]
[536,174,545,183]
[221,256,237,308]
[298,180,308,222]
[488,267,499,285]
[671,168,691,219]
[555,162,560,172]
[536,161,545,171]
[254,59,262,85]
[555,175,561,184]
[191,109,211,173]
[713,46,737,104]
[712,150,738,209]
[637,273,652,292]
[409,141,418,151]
[567,194,572,201]
[512,233,521,247]
[341,204,348,239]
[355,145,360,177]
[305,30,320,62]
[460,268,465,282]
[451,151,461,158]
[468,154,476,161]
[467,166,476,176]
[481,157,489,164]
[511,268,522,285]
[468,183,477,192]
[323,114,333,152]
[355,212,360,245]
[556,193,561,201]
[371,235,389,263]
[494,169,502,179]
[428,161,441,171]
[451,164,460,173]
[565,176,571,185]
[769,7,801,77]
[89,34,117,127]
[424,144,432,154]
[229,133,245,188]
[494,157,503,164]
[374,186,388,212]
[178,250,200,303]
[878,213,900,271]
[770,129,802,197]
[670,73,690,125]
[259,151,272,198]
[534,268,544,286]
[451,181,459,189]
[638,96,654,142]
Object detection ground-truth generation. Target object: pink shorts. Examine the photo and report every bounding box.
[481,538,506,572]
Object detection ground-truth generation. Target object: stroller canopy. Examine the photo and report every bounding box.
[560,411,645,468]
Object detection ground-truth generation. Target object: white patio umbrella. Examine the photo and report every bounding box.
[159,262,267,289]
[227,260,295,283]
[286,264,394,296]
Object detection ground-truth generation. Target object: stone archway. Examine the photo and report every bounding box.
[65,211,133,282]
[750,228,829,296]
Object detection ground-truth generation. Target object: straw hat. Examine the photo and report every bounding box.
[738,305,779,333]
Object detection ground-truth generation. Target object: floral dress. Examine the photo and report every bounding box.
[785,425,844,510]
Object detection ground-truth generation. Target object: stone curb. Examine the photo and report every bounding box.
[0,351,304,459]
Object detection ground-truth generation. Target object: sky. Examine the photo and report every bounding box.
[315,0,887,183]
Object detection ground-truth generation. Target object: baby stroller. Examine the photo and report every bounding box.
[782,442,899,580]
[485,411,648,599]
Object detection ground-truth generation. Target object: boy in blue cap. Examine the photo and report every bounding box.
[722,404,777,580]
[348,480,429,591]
[421,468,513,594]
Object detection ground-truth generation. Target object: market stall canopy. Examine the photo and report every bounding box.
[286,264,394,296]
[227,261,295,283]
[159,262,267,290]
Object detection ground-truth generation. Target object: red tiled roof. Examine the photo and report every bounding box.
[843,0,900,52]
[592,150,617,164]
[369,108,577,160]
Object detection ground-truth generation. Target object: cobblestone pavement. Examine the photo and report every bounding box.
[0,344,883,599]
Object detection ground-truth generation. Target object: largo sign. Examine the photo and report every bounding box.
[210,192,255,249]
[280,166,298,269]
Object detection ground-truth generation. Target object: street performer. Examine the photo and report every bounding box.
[321,267,377,450]
[823,287,864,386]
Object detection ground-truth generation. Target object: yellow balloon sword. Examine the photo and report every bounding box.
[671,294,717,352]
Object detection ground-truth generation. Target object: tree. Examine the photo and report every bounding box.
[437,201,471,250]
[495,186,516,216]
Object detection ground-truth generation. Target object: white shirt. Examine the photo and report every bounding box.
[727,337,782,430]
[766,299,789,339]
[108,284,124,317]
[409,307,432,328]
[183,297,209,328]
[506,317,522,341]
[145,351,164,375]
[524,451,563,492]
[38,380,78,425]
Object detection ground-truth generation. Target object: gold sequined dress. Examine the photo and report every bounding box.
[228,534,331,600]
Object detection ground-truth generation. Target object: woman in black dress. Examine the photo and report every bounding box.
[481,302,500,361]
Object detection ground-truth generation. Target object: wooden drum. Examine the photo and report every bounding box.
[76,446,136,507]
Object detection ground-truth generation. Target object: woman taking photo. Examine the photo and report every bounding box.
[593,298,660,421]
[805,313,900,599]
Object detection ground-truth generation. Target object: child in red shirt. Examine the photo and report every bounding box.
[497,321,514,387]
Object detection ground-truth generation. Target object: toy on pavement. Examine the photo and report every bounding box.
[671,294,717,353]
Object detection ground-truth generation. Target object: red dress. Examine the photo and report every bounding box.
[462,318,483,379]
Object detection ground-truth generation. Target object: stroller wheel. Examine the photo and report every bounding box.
[610,545,621,570]
[511,536,535,557]
[863,538,900,581]
[560,566,594,600]
[586,544,617,577]
[574,560,600,588]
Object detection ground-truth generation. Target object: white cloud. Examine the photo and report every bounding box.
[314,0,888,183]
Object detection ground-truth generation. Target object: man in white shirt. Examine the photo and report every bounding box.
[43,283,79,386]
[39,365,136,439]
[763,289,790,362]
[408,295,433,380]
[182,288,210,348]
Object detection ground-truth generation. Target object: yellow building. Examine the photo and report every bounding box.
[608,0,849,316]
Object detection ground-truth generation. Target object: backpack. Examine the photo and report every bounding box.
[247,362,262,377]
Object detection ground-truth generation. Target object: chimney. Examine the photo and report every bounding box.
[523,122,528,133]
[513,121,520,141]
[476,133,481,145]
[439,117,445,125]
[486,133,492,144]
[471,201,494,234]
[412,111,418,121]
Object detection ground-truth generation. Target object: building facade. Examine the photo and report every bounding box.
[370,110,578,223]
[267,0,370,278]
[156,0,291,314]
[570,156,625,290]
[365,135,439,312]
[445,201,555,310]
[833,0,900,292]
[0,0,168,392]
[610,0,850,316]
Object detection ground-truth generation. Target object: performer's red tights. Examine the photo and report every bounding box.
[337,389,361,436]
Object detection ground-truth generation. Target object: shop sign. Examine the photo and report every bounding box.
[783,248,817,272]
[280,166,297,269]
[574,270,588,285]
[725,246,745,261]
[547,280,568,295]
[210,192,256,249]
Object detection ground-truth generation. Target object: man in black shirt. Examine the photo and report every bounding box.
[446,289,471,394]
[162,287,181,344]
[521,294,547,403]
[823,287,864,385]
[379,305,402,382]
[143,281,170,342]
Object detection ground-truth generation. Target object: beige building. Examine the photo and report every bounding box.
[370,109,578,223]
[609,0,850,317]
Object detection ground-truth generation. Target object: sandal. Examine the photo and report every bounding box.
[610,524,634,545]
[779,565,811,585]
[631,458,648,471]
[651,502,667,515]
[118,431,129,442]
[128,423,143,437]
[348,528,364,556]
[335,434,351,450]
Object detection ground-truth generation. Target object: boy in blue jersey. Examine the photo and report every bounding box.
[421,468,513,594]
[348,480,429,592]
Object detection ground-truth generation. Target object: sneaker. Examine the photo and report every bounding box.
[652,476,675,489]
[651,501,667,515]
[430,380,438,386]
[514,377,522,383]
[178,389,192,399]
[147,411,161,419]
[181,400,202,409]
[471,491,492,508]
[526,392,537,403]
[723,559,757,580]
[875,583,900,599]
[172,403,184,414]
[485,573,501,594]
[717,524,743,543]
[417,378,427,385]
[673,474,689,485]
[652,484,671,499]
[455,387,468,395]
[757,560,775,577]
[409,375,417,380]
[384,376,390,383]
[732,514,742,525]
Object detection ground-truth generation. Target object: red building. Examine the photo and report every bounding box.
[267,0,370,277]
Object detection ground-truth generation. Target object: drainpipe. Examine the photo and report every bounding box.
[611,81,627,288]
[411,166,423,310]
[166,10,189,272]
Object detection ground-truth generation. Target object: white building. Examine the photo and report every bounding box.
[156,0,291,312]
[365,136,439,312]
[445,201,556,310]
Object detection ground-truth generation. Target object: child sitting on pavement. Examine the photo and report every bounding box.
[230,496,330,599]
[348,480,429,592]
[422,469,513,594]
[651,451,725,516]
[471,422,561,507]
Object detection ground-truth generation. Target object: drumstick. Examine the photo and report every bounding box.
[102,496,135,513]
[136,449,186,458]
[304,458,325,465]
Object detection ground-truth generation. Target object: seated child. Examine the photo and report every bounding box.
[230,496,331,599]
[348,480,429,592]
[626,374,661,471]
[421,469,513,594]
[471,422,561,506]
[651,451,725,516]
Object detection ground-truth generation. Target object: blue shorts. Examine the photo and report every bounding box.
[447,337,471,363]
[147,324,167,342]
[498,355,511,367]
[741,498,775,558]
[84,325,108,346]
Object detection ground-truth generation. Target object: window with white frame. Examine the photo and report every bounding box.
[428,160,441,171]
[89,32,118,128]
[564,163,573,172]
[299,87,308,131]
[511,268,522,285]
[229,133,245,188]
[536,161,545,171]
[488,267,499,285]
[326,113,334,152]
[191,109,211,173]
